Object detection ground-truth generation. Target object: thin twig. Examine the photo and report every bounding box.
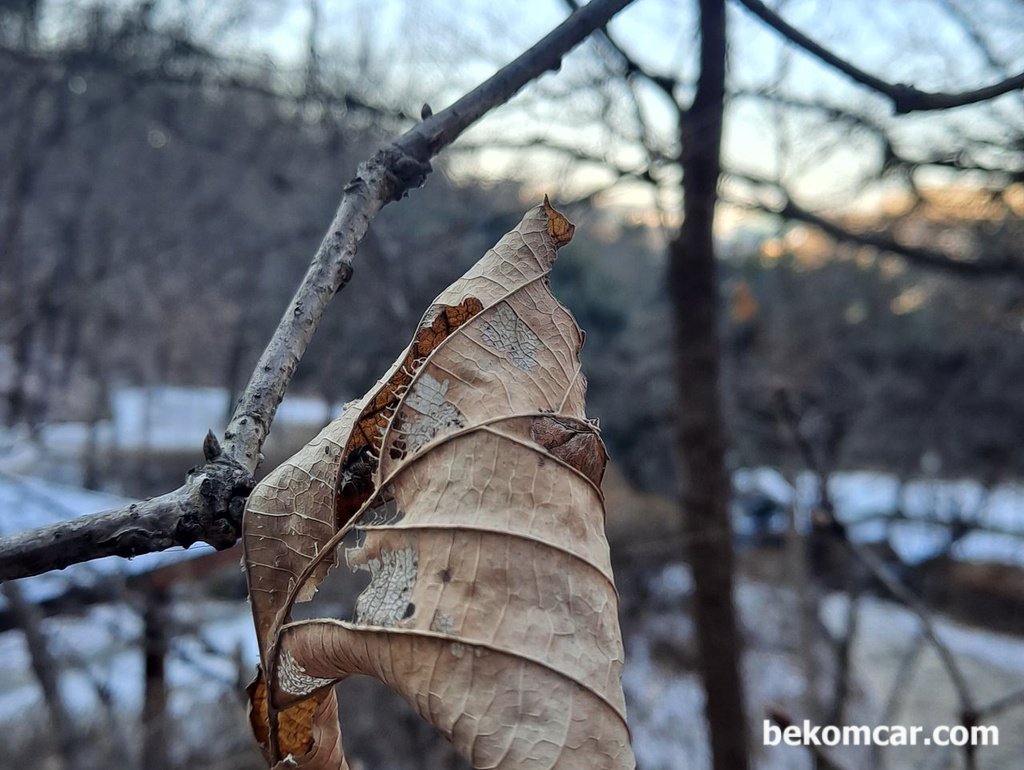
[872,631,925,770]
[559,0,680,227]
[976,685,1024,719]
[841,510,1024,543]
[562,0,678,98]
[728,171,1024,280]
[766,709,852,770]
[827,589,861,726]
[0,44,415,128]
[735,0,1024,114]
[1,582,78,767]
[775,389,980,770]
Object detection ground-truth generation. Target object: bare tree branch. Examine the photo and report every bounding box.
[734,89,1024,189]
[775,388,981,770]
[1,582,78,768]
[728,171,1024,279]
[449,138,659,188]
[731,88,887,134]
[845,509,1024,543]
[672,3,751,769]
[977,685,1024,719]
[871,632,924,768]
[0,38,415,128]
[766,709,852,770]
[735,0,1024,113]
[0,0,636,583]
[559,0,681,227]
[561,0,679,99]
[826,589,861,726]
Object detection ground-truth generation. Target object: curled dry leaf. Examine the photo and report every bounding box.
[242,198,635,769]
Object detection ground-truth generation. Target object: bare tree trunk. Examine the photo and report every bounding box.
[1,582,78,769]
[827,591,861,727]
[786,496,823,722]
[0,74,42,427]
[1,19,70,428]
[142,587,170,770]
[669,1,750,768]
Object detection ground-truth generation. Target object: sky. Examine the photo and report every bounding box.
[36,0,1024,229]
[295,0,1024,222]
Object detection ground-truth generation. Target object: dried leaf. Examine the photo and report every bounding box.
[244,410,358,650]
[243,200,634,769]
[248,672,346,769]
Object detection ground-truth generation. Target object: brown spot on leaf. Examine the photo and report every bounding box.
[337,296,484,525]
[543,195,575,247]
[531,415,606,486]
[247,669,333,761]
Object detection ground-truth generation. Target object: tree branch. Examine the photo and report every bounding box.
[774,389,981,770]
[977,685,1024,719]
[0,0,636,583]
[0,44,414,128]
[766,710,852,770]
[844,509,1024,543]
[1,582,78,766]
[729,171,1024,279]
[561,0,679,99]
[735,0,1024,113]
[870,631,924,767]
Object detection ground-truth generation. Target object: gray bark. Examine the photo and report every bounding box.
[669,1,751,768]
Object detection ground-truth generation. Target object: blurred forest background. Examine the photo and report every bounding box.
[1,0,1023,769]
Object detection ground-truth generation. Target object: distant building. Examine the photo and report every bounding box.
[0,385,345,491]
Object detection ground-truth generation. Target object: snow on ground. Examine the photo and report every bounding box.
[736,468,1024,567]
[0,599,258,723]
[0,442,1021,765]
[622,563,1024,770]
[0,386,348,484]
[0,558,1023,768]
[0,595,263,767]
[4,391,1021,568]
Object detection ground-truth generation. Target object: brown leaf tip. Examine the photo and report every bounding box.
[543,194,575,248]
